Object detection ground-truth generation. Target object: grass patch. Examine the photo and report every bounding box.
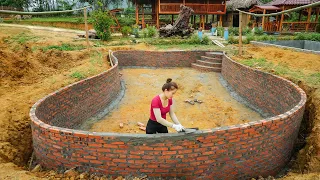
[239,58,320,86]
[70,71,86,80]
[89,51,103,66]
[41,43,86,51]
[4,32,39,44]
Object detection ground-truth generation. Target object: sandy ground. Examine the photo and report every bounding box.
[90,68,262,133]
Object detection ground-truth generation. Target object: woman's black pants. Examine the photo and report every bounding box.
[146,119,168,134]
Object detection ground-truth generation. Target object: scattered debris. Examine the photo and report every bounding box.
[137,122,145,127]
[119,122,124,128]
[194,99,203,104]
[184,99,195,105]
[212,40,225,48]
[139,126,146,131]
[64,167,79,177]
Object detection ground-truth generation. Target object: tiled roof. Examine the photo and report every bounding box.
[267,0,319,6]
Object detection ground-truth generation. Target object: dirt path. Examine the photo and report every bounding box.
[90,68,262,133]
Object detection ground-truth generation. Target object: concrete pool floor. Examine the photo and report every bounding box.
[90,68,262,133]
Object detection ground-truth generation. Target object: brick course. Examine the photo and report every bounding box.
[30,51,306,179]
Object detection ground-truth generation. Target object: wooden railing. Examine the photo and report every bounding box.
[281,22,319,32]
[159,3,225,14]
[264,22,280,32]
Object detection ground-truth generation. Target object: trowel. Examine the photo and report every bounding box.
[180,127,199,134]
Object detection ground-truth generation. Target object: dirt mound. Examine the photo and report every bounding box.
[0,38,91,165]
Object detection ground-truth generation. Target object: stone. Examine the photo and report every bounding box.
[31,164,41,173]
[64,168,79,177]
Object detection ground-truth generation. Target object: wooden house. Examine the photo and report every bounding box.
[133,0,227,29]
[249,0,319,32]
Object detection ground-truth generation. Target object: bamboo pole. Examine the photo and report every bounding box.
[84,7,89,49]
[239,12,243,56]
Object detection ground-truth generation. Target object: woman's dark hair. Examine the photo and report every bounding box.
[162,78,178,91]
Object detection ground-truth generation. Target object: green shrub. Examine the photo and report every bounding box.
[132,24,140,38]
[76,17,84,23]
[91,10,115,41]
[244,34,254,44]
[201,35,210,45]
[253,27,264,36]
[117,16,135,27]
[294,33,320,41]
[242,26,252,35]
[257,34,270,41]
[228,27,239,36]
[216,26,224,37]
[228,35,239,44]
[188,34,201,44]
[121,26,132,37]
[141,28,148,38]
[146,25,157,38]
[0,17,3,23]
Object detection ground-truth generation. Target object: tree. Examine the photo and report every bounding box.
[0,0,29,9]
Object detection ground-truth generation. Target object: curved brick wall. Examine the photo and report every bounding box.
[30,51,306,179]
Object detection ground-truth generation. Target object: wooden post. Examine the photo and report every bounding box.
[84,7,89,49]
[202,15,205,29]
[142,5,145,28]
[306,7,312,31]
[219,15,222,26]
[172,14,174,24]
[194,15,196,27]
[157,0,160,28]
[239,12,243,55]
[135,1,139,25]
[262,9,266,30]
[279,6,284,32]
